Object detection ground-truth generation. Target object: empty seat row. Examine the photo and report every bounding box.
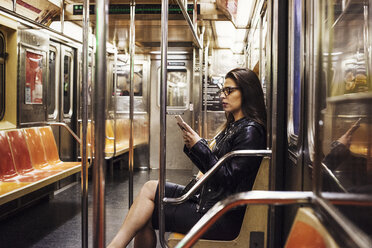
[83,117,148,159]
[0,126,81,205]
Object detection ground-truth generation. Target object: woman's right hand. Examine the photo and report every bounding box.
[181,122,201,149]
[337,118,362,148]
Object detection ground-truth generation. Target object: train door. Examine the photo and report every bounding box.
[48,41,77,161]
[149,55,194,169]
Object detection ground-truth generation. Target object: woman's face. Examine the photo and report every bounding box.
[220,78,242,117]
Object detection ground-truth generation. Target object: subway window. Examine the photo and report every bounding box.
[0,32,5,120]
[63,54,72,115]
[158,68,189,110]
[48,50,57,118]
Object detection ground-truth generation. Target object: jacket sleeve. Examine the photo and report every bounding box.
[184,125,265,188]
[183,139,217,172]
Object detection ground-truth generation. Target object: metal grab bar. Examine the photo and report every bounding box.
[175,190,372,248]
[47,122,81,144]
[163,149,272,204]
[175,191,313,248]
[174,0,202,48]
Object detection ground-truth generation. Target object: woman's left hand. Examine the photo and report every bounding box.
[181,122,201,149]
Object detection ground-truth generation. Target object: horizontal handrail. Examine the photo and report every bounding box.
[175,190,313,248]
[47,122,81,144]
[163,149,272,204]
[174,0,202,49]
[174,190,372,248]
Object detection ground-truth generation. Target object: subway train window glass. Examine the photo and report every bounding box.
[48,49,57,119]
[0,32,4,120]
[63,54,72,115]
[158,68,189,109]
[320,0,372,238]
[114,63,145,113]
[288,0,302,137]
[167,69,188,108]
[25,51,44,104]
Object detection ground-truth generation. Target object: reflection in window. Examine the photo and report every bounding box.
[320,1,372,238]
[25,51,43,104]
[48,50,56,117]
[0,32,5,120]
[167,69,188,108]
[63,55,71,115]
[115,64,143,96]
[289,0,302,137]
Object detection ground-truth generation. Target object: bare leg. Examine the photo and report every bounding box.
[107,180,158,248]
[133,220,157,248]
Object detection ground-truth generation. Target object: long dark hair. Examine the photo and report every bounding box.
[223,68,267,131]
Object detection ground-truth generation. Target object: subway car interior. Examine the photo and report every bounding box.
[0,0,372,247]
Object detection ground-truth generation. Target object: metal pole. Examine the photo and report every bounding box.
[128,0,135,207]
[203,41,209,138]
[159,0,169,247]
[312,0,323,196]
[60,0,65,33]
[81,0,89,247]
[174,0,202,48]
[93,0,107,246]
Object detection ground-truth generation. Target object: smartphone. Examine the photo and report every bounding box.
[175,115,186,130]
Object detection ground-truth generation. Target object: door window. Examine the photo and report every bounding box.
[0,32,5,120]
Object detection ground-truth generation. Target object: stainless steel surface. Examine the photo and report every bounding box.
[81,0,89,246]
[48,122,81,144]
[164,150,272,204]
[159,0,169,247]
[148,57,194,170]
[174,191,314,248]
[61,0,64,33]
[202,42,208,138]
[93,0,108,246]
[312,0,322,197]
[17,29,49,126]
[128,0,135,207]
[174,0,202,49]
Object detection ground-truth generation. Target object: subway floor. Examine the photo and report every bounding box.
[0,166,194,248]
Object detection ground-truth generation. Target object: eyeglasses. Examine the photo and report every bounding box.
[218,86,240,96]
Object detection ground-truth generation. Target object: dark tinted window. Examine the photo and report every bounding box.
[0,32,5,120]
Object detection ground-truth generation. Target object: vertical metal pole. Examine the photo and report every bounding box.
[12,0,16,11]
[199,27,204,135]
[61,0,65,33]
[81,0,90,247]
[312,0,323,196]
[159,0,169,247]
[128,0,135,207]
[93,0,107,246]
[203,41,209,138]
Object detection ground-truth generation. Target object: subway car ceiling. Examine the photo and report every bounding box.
[0,0,260,53]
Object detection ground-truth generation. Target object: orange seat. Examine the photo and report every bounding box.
[24,128,78,171]
[285,208,338,248]
[38,126,80,168]
[0,131,19,181]
[6,130,59,182]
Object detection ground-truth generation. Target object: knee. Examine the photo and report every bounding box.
[140,180,158,201]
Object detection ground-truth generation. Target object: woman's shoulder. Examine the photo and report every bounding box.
[239,118,266,135]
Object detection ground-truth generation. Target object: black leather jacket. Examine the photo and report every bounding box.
[184,117,266,213]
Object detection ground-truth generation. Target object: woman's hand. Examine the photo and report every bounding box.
[180,122,201,149]
[337,118,361,148]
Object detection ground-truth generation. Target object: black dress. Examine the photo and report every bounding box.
[152,118,266,240]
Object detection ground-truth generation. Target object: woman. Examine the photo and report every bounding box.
[108,68,267,248]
